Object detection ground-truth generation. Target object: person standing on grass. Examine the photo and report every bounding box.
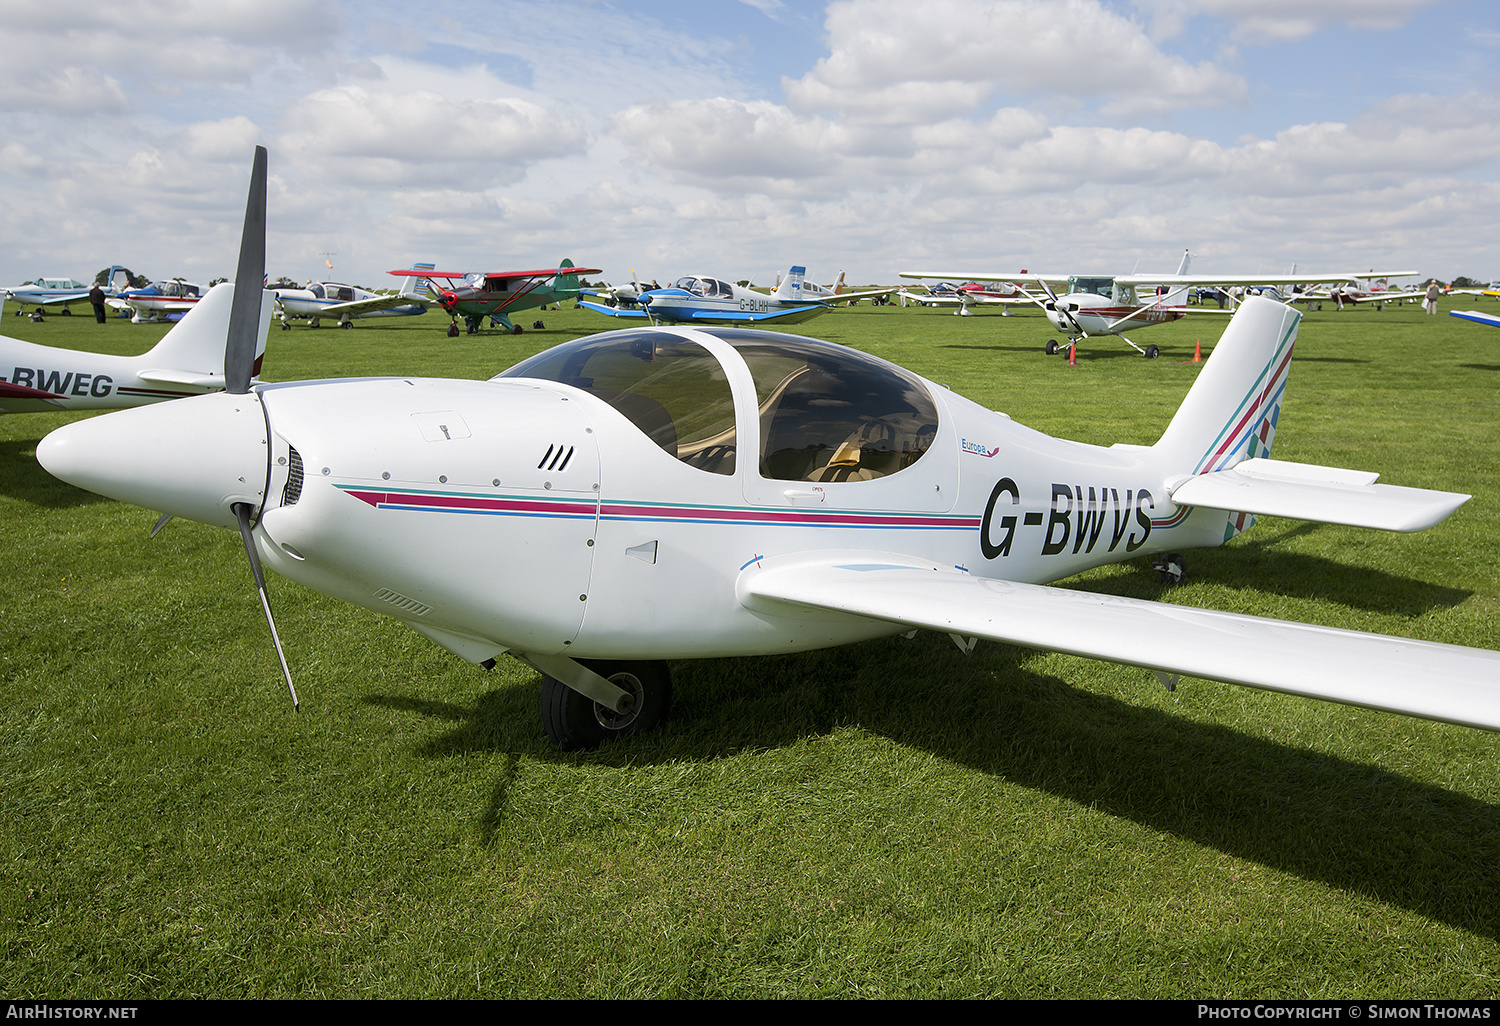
[89,283,106,324]
[1424,280,1441,315]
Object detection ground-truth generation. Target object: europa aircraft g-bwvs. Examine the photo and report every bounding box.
[394,260,601,334]
[0,282,272,414]
[5,266,131,315]
[272,265,436,329]
[580,266,831,326]
[35,148,1500,755]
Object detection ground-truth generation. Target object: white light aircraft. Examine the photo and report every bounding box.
[899,280,1034,316]
[273,265,436,329]
[797,272,897,307]
[5,266,131,315]
[580,266,831,325]
[1,283,271,414]
[904,254,1422,358]
[108,278,208,323]
[34,148,1500,753]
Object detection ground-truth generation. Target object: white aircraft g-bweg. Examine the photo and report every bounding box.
[1,281,272,414]
[34,148,1500,752]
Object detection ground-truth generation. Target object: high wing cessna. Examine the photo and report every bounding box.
[108,278,208,323]
[898,280,1033,316]
[1296,275,1424,309]
[580,266,831,325]
[35,148,1500,755]
[273,265,436,329]
[0,281,272,413]
[5,266,130,315]
[904,254,1422,358]
[394,260,601,334]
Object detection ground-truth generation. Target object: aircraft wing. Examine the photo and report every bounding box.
[136,369,227,390]
[310,293,434,318]
[1116,272,1420,287]
[828,287,898,304]
[110,297,197,314]
[901,271,1070,284]
[0,380,65,413]
[1168,458,1469,532]
[1450,309,1500,328]
[578,301,649,319]
[737,552,1500,732]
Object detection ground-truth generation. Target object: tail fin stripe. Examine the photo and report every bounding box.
[1193,321,1297,474]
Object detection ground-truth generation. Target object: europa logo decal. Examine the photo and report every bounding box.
[961,438,1000,458]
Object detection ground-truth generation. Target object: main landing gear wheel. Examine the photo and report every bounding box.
[1045,339,1059,355]
[540,659,672,750]
[1143,344,1160,359]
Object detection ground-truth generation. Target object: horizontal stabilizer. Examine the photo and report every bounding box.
[738,553,1500,732]
[579,301,648,319]
[1169,458,1469,532]
[136,369,227,389]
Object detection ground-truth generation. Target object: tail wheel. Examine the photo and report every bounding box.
[540,660,672,750]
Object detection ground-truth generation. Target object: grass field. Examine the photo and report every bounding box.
[2,297,1498,998]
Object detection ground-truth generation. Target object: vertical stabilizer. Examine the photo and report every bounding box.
[1155,296,1302,475]
[774,266,806,302]
[142,283,275,379]
[397,261,436,297]
[554,258,581,294]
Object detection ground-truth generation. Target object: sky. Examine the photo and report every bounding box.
[1,0,1496,291]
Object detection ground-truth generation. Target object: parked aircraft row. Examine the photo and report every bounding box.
[16,148,1500,767]
[901,253,1419,357]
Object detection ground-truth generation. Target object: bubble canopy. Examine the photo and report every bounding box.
[496,328,940,483]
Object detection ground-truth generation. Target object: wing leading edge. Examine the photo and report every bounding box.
[737,552,1500,732]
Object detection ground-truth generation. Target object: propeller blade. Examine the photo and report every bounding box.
[225,146,268,395]
[233,500,299,711]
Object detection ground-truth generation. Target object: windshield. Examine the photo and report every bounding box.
[702,329,938,483]
[497,331,737,475]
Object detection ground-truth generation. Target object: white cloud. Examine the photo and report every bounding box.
[784,0,1247,122]
[1134,0,1446,43]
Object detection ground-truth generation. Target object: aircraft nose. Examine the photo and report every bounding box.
[37,391,271,530]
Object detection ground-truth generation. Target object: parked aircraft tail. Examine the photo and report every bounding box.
[554,258,582,295]
[103,265,132,293]
[1153,296,1465,538]
[394,262,436,298]
[773,266,806,302]
[142,282,274,379]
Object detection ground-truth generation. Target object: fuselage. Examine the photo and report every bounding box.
[37,325,1228,661]
[636,276,828,324]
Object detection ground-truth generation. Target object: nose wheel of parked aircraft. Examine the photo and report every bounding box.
[540,659,672,750]
[1144,344,1160,359]
[1045,339,1059,354]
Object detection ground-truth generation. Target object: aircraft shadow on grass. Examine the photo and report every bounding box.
[0,436,112,508]
[365,628,1500,941]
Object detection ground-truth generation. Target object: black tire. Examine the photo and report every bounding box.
[1045,339,1058,355]
[540,659,671,750]
[1144,344,1160,359]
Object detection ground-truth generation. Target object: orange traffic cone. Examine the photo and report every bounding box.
[1068,341,1077,367]
[1193,339,1202,362]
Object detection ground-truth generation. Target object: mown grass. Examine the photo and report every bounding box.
[1,297,1497,998]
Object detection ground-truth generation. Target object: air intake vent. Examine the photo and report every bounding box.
[537,443,575,471]
[281,446,304,507]
[374,588,432,617]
